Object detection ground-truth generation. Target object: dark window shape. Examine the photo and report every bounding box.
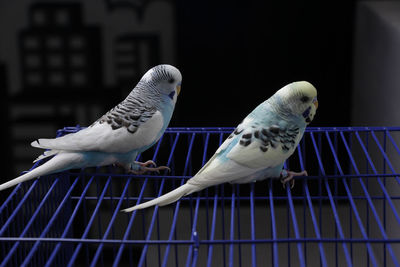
[70,36,84,49]
[32,10,46,25]
[49,71,64,85]
[25,54,41,68]
[70,54,85,67]
[24,37,40,50]
[47,54,63,68]
[71,72,86,85]
[46,36,62,49]
[26,72,42,85]
[56,10,69,26]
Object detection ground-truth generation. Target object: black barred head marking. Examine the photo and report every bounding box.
[138,64,182,101]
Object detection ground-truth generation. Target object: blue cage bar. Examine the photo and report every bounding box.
[0,126,400,266]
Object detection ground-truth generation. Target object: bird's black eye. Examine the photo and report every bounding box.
[168,78,175,84]
[300,96,309,103]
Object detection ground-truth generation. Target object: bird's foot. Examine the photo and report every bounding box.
[280,170,308,189]
[128,160,171,175]
[137,160,157,168]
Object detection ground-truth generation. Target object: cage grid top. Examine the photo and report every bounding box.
[0,126,400,267]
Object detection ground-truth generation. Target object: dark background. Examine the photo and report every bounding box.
[175,1,354,127]
[1,0,355,179]
[3,2,400,266]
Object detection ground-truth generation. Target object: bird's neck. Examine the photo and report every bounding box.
[255,97,306,129]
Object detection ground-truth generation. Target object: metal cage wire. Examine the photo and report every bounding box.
[0,126,400,266]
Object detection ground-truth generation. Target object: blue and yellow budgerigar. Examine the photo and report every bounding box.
[0,64,182,191]
[123,81,318,212]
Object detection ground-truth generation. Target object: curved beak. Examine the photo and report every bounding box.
[313,97,318,109]
[176,83,181,96]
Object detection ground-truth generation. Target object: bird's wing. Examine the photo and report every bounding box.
[188,118,301,186]
[226,122,301,169]
[31,102,164,154]
[188,119,257,186]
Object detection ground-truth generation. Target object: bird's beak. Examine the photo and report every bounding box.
[313,98,318,109]
[176,84,181,96]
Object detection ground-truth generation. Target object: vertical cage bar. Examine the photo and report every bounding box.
[0,181,39,237]
[354,132,400,223]
[162,179,184,267]
[310,132,353,266]
[206,192,218,267]
[365,132,370,267]
[340,132,400,265]
[284,162,291,267]
[114,134,168,266]
[350,133,399,265]
[236,185,242,267]
[268,179,278,267]
[67,177,112,267]
[3,127,400,267]
[22,175,81,265]
[348,131,354,262]
[286,186,305,267]
[326,132,379,267]
[218,132,227,267]
[0,179,59,267]
[296,145,328,267]
[137,133,181,267]
[45,175,95,267]
[250,183,257,267]
[112,178,149,267]
[164,133,196,267]
[185,197,201,267]
[90,177,132,267]
[383,130,387,267]
[228,186,236,267]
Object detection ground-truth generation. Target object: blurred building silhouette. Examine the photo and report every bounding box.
[114,34,160,93]
[6,1,169,174]
[0,63,12,181]
[20,3,102,91]
[11,3,115,173]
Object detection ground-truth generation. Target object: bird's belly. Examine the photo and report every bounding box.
[260,146,292,166]
[83,151,137,167]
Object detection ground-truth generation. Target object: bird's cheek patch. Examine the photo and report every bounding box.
[302,107,311,119]
[168,91,175,100]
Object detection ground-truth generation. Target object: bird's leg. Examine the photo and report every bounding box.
[128,161,171,175]
[280,170,308,189]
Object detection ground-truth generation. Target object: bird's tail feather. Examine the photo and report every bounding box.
[122,183,198,212]
[0,152,82,191]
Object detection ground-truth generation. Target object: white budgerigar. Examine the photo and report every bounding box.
[123,81,318,212]
[0,64,182,191]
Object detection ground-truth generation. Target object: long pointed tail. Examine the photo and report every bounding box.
[0,152,82,191]
[122,183,199,212]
